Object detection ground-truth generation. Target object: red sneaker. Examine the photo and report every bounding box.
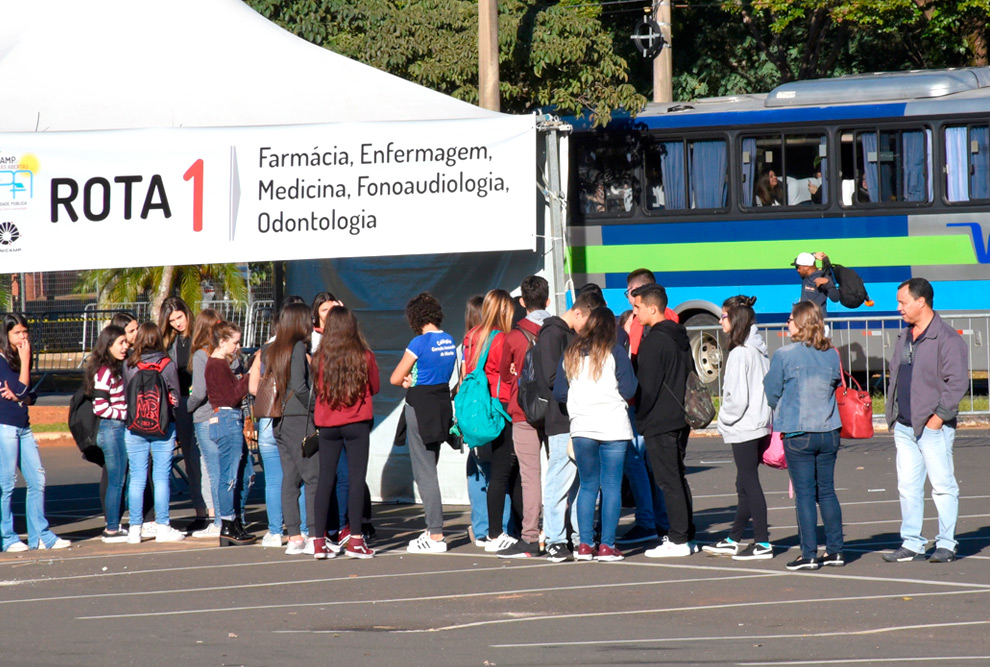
[346,535,375,559]
[313,537,334,560]
[575,543,595,561]
[596,543,625,562]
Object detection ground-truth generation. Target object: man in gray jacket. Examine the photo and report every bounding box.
[883,278,968,564]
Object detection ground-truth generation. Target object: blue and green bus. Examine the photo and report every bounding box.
[565,68,990,379]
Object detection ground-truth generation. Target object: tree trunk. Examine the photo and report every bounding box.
[967,20,988,67]
[150,265,176,323]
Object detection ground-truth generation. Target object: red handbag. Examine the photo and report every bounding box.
[835,349,874,439]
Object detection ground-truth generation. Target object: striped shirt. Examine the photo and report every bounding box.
[93,365,126,421]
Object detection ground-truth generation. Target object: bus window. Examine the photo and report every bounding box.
[574,134,641,217]
[945,125,990,202]
[840,128,932,206]
[741,133,826,208]
[644,137,727,211]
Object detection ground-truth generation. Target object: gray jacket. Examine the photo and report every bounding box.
[717,326,771,444]
[886,312,969,438]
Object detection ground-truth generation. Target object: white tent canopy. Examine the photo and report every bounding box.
[0,0,496,131]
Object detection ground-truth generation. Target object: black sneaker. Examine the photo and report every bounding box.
[498,539,540,559]
[184,517,211,535]
[820,552,845,567]
[786,555,821,571]
[882,546,928,562]
[545,542,572,563]
[929,548,957,563]
[702,538,741,556]
[615,525,659,545]
[733,543,773,560]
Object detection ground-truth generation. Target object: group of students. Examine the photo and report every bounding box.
[0,273,848,570]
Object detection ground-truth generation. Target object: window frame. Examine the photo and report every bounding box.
[837,123,934,210]
[640,132,731,217]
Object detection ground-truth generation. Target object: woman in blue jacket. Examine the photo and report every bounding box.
[763,301,844,571]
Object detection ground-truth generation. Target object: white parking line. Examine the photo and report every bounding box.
[489,619,990,648]
[74,572,780,620]
[738,656,990,665]
[407,588,990,633]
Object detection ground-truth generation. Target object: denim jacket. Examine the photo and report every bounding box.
[763,342,841,434]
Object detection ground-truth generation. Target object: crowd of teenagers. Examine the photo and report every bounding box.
[0,270,964,569]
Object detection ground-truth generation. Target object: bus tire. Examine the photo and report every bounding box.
[684,312,723,385]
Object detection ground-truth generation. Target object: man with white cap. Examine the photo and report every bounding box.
[792,251,838,315]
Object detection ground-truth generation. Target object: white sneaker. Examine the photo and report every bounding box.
[484,532,517,553]
[140,522,157,539]
[645,537,692,558]
[4,540,28,553]
[285,538,307,555]
[406,531,447,554]
[302,537,315,555]
[192,522,221,539]
[127,526,142,544]
[38,537,71,550]
[154,524,186,543]
[261,532,283,548]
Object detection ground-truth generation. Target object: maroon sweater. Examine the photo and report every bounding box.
[314,349,380,427]
[205,356,250,410]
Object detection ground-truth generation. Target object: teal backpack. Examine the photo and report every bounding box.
[451,331,511,447]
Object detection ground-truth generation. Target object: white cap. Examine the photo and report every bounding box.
[792,252,816,267]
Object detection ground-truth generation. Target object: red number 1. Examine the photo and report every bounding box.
[184,159,204,232]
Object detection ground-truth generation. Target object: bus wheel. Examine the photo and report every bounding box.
[684,313,723,384]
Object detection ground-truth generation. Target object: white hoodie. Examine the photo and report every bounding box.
[716,325,772,444]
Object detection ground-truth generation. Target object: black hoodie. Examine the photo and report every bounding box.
[536,315,575,437]
[634,319,691,436]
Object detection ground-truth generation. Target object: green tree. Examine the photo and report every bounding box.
[76,265,247,321]
[245,0,646,125]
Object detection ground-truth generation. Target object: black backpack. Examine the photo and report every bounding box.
[824,258,870,308]
[125,358,173,438]
[67,386,106,466]
[516,328,548,427]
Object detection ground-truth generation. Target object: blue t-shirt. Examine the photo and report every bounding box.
[406,331,457,387]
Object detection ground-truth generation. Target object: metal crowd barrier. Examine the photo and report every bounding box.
[687,312,990,416]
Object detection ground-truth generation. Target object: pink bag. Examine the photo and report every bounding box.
[760,432,787,469]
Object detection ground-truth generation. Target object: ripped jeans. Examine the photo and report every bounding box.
[0,424,58,550]
[209,409,245,521]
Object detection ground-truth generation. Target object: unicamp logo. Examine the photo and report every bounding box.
[0,221,20,246]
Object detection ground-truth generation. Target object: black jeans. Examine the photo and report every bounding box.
[730,436,770,544]
[314,421,371,538]
[644,427,695,544]
[486,425,523,540]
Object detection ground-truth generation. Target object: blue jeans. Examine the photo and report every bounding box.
[542,433,579,545]
[892,422,959,552]
[784,430,843,559]
[257,418,282,535]
[209,410,244,521]
[124,425,175,526]
[97,419,127,531]
[466,449,510,539]
[0,425,57,549]
[195,421,222,526]
[573,437,628,548]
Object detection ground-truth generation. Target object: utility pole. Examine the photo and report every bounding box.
[653,0,672,103]
[478,0,500,111]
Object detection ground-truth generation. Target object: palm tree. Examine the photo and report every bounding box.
[76,264,248,320]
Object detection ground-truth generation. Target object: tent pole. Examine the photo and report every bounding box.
[273,261,284,314]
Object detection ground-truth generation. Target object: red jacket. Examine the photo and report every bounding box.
[499,317,542,422]
[314,349,380,427]
[463,327,509,403]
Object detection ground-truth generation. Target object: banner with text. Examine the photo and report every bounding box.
[0,115,536,272]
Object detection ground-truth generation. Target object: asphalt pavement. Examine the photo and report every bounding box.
[2,431,988,666]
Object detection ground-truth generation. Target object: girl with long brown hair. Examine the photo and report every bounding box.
[249,302,319,554]
[122,322,185,544]
[158,296,209,532]
[461,289,521,553]
[553,307,637,562]
[311,307,379,559]
[186,308,225,538]
[764,300,843,571]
